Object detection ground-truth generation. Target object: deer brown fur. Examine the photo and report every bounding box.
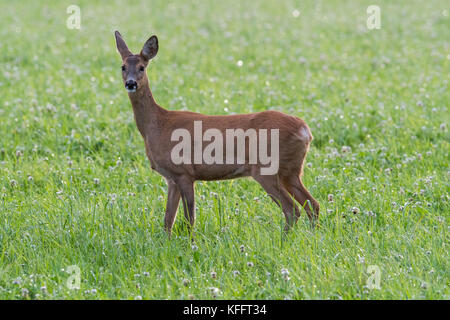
[114,31,320,235]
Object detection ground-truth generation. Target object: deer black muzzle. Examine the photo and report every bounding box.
[125,80,137,92]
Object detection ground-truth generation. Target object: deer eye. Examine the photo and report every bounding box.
[139,66,145,72]
[121,65,126,71]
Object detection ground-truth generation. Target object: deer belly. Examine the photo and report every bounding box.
[194,164,250,181]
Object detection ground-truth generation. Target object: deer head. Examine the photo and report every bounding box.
[114,31,158,93]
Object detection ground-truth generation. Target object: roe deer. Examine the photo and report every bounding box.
[114,31,320,235]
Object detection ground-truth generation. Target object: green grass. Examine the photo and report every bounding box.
[0,0,448,299]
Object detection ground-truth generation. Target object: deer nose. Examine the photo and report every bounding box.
[125,80,137,91]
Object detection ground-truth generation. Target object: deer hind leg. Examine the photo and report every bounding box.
[253,174,301,231]
[282,134,320,226]
[164,179,181,236]
[282,175,320,225]
[175,176,196,233]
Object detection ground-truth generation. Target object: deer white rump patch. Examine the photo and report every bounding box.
[297,126,312,143]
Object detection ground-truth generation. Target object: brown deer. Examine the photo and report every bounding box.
[114,31,319,235]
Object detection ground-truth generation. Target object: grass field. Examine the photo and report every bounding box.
[0,0,448,299]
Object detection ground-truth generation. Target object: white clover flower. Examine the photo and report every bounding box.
[208,287,221,298]
[358,255,365,264]
[21,288,29,297]
[341,146,351,154]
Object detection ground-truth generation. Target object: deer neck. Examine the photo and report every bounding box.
[127,80,166,140]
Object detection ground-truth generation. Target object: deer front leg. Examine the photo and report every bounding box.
[164,179,181,236]
[176,176,196,233]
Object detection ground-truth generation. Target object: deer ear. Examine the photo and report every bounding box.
[141,35,158,61]
[115,31,132,60]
